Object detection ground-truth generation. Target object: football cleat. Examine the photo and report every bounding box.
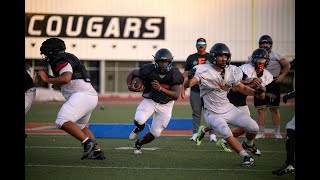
[209,133,217,142]
[189,133,198,141]
[81,139,97,160]
[133,140,142,154]
[242,156,254,167]
[216,139,232,152]
[274,132,283,139]
[272,163,295,176]
[129,127,142,141]
[242,142,261,156]
[90,150,106,160]
[255,132,265,139]
[195,126,205,145]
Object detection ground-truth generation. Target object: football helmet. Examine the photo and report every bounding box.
[251,48,270,69]
[153,48,174,74]
[258,35,273,52]
[40,38,66,63]
[209,43,231,68]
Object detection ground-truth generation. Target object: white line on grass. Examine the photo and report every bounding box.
[25,164,273,172]
[25,146,285,153]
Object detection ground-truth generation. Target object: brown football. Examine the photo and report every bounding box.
[132,76,144,89]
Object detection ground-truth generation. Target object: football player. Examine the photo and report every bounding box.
[184,43,265,167]
[272,58,295,176]
[127,48,184,154]
[37,38,105,160]
[214,48,273,153]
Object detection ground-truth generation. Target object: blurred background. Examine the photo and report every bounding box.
[25,0,295,101]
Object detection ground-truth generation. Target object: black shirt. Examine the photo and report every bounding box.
[139,63,184,104]
[184,53,211,92]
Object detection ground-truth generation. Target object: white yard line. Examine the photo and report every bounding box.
[25,164,274,172]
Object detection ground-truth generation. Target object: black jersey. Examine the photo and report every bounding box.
[227,72,248,106]
[49,52,90,82]
[184,53,211,92]
[139,63,184,104]
[25,69,34,92]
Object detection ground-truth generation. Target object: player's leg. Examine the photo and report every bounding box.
[189,91,202,141]
[254,95,268,139]
[204,110,254,166]
[231,105,251,138]
[129,99,155,141]
[80,112,106,160]
[267,81,282,139]
[134,101,174,154]
[56,92,98,159]
[272,117,295,176]
[227,106,261,156]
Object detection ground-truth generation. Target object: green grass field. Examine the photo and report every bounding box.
[26,103,295,132]
[25,135,294,180]
[25,103,295,179]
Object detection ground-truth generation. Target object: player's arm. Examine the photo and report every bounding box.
[233,82,265,98]
[38,63,72,86]
[183,68,198,89]
[275,58,291,83]
[126,69,140,85]
[126,69,140,92]
[38,70,72,85]
[152,81,181,100]
[246,78,262,89]
[283,70,295,104]
[180,70,189,99]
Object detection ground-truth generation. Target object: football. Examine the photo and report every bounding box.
[132,76,144,89]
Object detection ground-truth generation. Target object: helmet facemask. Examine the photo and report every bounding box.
[154,59,172,74]
[209,43,232,69]
[152,48,174,74]
[210,53,231,69]
[251,48,270,73]
[40,38,66,65]
[254,58,267,74]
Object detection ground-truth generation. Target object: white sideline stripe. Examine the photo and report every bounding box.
[25,164,272,172]
[25,146,285,153]
[25,126,57,130]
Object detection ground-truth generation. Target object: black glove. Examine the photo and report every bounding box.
[254,86,265,96]
[188,68,196,79]
[283,90,295,104]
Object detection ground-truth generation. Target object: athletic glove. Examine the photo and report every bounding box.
[254,86,265,96]
[283,90,295,104]
[188,68,196,79]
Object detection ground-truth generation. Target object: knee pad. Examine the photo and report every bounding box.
[150,129,161,138]
[134,120,145,131]
[216,123,232,139]
[246,122,259,134]
[55,118,67,129]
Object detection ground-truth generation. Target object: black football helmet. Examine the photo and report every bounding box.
[251,48,270,68]
[153,48,174,74]
[258,35,273,52]
[40,38,66,63]
[209,43,231,68]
